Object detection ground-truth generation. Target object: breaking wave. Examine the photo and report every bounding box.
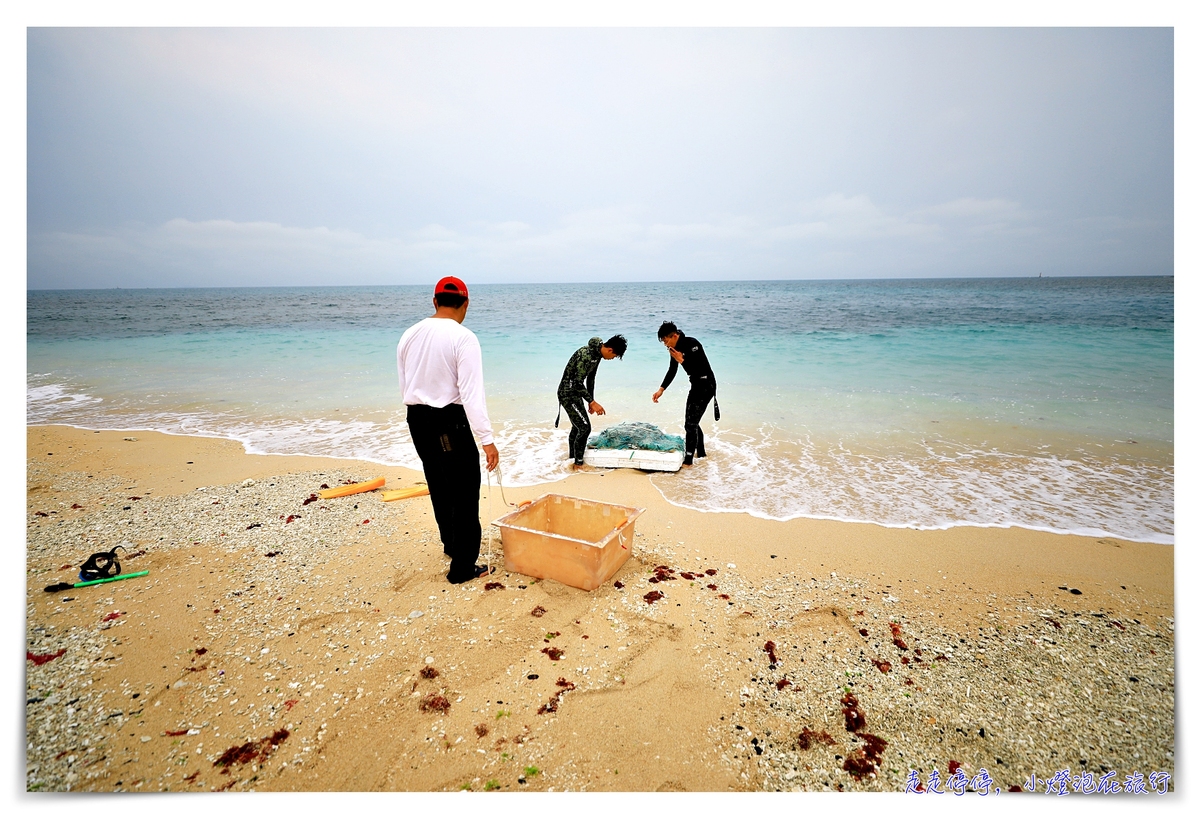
[27,376,1173,544]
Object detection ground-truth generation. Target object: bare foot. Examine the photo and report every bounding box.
[680,462,693,469]
[572,463,601,473]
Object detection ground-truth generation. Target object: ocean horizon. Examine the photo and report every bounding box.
[27,275,1174,544]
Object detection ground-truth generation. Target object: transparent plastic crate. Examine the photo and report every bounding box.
[492,493,644,591]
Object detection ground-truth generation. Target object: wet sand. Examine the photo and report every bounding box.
[25,425,1175,795]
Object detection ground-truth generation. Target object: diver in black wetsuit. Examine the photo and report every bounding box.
[651,321,720,467]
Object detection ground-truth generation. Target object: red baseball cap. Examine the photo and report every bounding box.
[434,276,469,299]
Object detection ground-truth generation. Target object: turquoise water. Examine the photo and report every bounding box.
[27,278,1173,542]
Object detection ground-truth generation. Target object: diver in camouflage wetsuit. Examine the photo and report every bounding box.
[556,335,627,470]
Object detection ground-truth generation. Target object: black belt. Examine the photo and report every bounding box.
[406,403,467,419]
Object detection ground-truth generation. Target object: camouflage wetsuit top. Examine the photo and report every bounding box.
[557,337,604,403]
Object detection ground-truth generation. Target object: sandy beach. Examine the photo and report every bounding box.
[25,425,1174,794]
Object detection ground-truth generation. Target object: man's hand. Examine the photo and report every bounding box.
[652,387,664,404]
[669,347,684,364]
[589,400,606,416]
[483,443,500,472]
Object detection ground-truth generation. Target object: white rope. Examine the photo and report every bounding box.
[485,463,516,574]
[490,463,514,507]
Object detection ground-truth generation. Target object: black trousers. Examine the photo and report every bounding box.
[559,395,591,464]
[683,380,716,465]
[406,403,481,583]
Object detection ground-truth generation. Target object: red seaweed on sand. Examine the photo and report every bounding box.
[213,729,290,769]
[797,727,837,750]
[843,732,889,780]
[27,649,66,666]
[419,694,451,714]
[841,691,866,732]
[537,678,577,714]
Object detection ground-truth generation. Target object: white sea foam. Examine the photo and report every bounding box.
[26,378,103,421]
[647,429,1174,544]
[27,378,1173,544]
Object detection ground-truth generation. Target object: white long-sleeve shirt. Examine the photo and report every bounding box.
[396,316,495,445]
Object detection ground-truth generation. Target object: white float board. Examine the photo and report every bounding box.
[583,448,684,472]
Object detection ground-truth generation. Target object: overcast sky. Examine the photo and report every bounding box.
[26,26,1173,289]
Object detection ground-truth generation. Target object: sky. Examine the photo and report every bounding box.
[5,8,1199,817]
[25,25,1174,289]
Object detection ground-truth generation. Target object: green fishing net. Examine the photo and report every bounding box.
[588,421,685,452]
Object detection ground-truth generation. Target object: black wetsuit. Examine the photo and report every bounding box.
[556,337,604,465]
[660,333,719,465]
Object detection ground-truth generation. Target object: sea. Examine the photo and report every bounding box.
[27,277,1174,544]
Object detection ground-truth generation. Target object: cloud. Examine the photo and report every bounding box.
[27,28,1171,289]
[30,220,402,289]
[914,197,1028,220]
[27,187,1171,290]
[768,194,945,243]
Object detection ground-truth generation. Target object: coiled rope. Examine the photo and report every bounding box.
[485,463,516,573]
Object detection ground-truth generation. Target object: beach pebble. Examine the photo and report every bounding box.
[23,452,1178,794]
[727,563,736,569]
[241,479,255,487]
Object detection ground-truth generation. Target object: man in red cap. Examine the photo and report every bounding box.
[397,277,501,584]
